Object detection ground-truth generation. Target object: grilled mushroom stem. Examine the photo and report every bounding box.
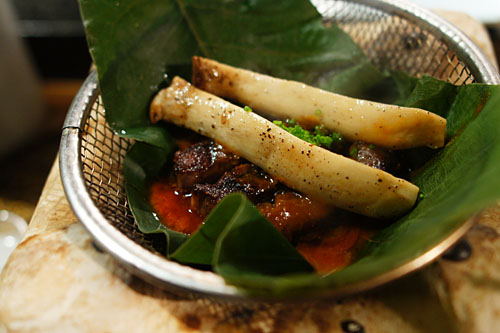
[150,76,419,219]
[192,56,446,150]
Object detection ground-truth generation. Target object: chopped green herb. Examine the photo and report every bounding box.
[330,132,342,142]
[369,144,375,150]
[286,118,296,126]
[316,135,333,147]
[273,120,342,149]
[350,146,358,158]
[419,193,425,200]
[315,109,323,116]
[244,105,253,112]
[314,124,328,135]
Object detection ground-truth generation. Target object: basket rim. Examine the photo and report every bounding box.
[60,0,499,301]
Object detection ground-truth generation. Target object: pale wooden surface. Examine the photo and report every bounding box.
[1,11,499,333]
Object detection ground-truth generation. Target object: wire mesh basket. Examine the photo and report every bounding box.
[60,0,500,300]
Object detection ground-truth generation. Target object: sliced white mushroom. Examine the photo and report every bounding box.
[150,76,419,219]
[192,56,447,150]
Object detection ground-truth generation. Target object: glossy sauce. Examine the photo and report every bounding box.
[149,180,203,234]
[149,177,375,273]
[297,226,373,273]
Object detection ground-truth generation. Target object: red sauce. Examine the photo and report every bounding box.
[148,124,379,273]
[296,226,361,273]
[149,180,203,234]
[149,178,375,273]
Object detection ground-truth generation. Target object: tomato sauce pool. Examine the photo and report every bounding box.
[149,178,376,274]
[149,180,203,235]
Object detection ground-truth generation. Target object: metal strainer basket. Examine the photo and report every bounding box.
[60,0,500,300]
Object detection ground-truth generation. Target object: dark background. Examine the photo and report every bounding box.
[0,0,91,220]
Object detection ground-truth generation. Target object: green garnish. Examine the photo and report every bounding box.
[331,132,342,141]
[369,144,375,150]
[350,146,358,158]
[244,105,253,112]
[273,119,342,149]
[314,124,328,135]
[315,109,323,116]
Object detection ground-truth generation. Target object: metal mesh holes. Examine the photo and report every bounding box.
[79,96,155,247]
[317,0,475,84]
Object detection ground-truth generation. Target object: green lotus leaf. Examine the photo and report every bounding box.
[79,0,500,296]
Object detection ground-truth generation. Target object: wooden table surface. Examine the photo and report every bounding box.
[1,11,499,333]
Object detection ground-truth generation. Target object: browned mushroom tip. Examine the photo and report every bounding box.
[150,104,162,124]
[191,55,202,64]
[192,56,206,88]
[430,119,447,148]
[171,76,191,91]
[434,137,446,149]
[192,56,201,72]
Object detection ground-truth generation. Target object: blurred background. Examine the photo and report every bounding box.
[0,0,91,221]
[0,0,499,223]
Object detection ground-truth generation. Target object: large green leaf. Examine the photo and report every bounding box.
[79,0,500,296]
[124,141,188,254]
[177,0,386,96]
[79,0,199,133]
[212,194,313,276]
[80,0,389,142]
[194,84,500,297]
[172,193,313,275]
[170,194,247,265]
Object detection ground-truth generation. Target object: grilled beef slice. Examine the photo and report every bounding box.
[192,163,277,216]
[173,140,241,189]
[349,141,400,174]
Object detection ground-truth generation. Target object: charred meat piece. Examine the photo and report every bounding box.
[257,192,333,241]
[349,141,400,174]
[173,140,241,189]
[192,163,277,216]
